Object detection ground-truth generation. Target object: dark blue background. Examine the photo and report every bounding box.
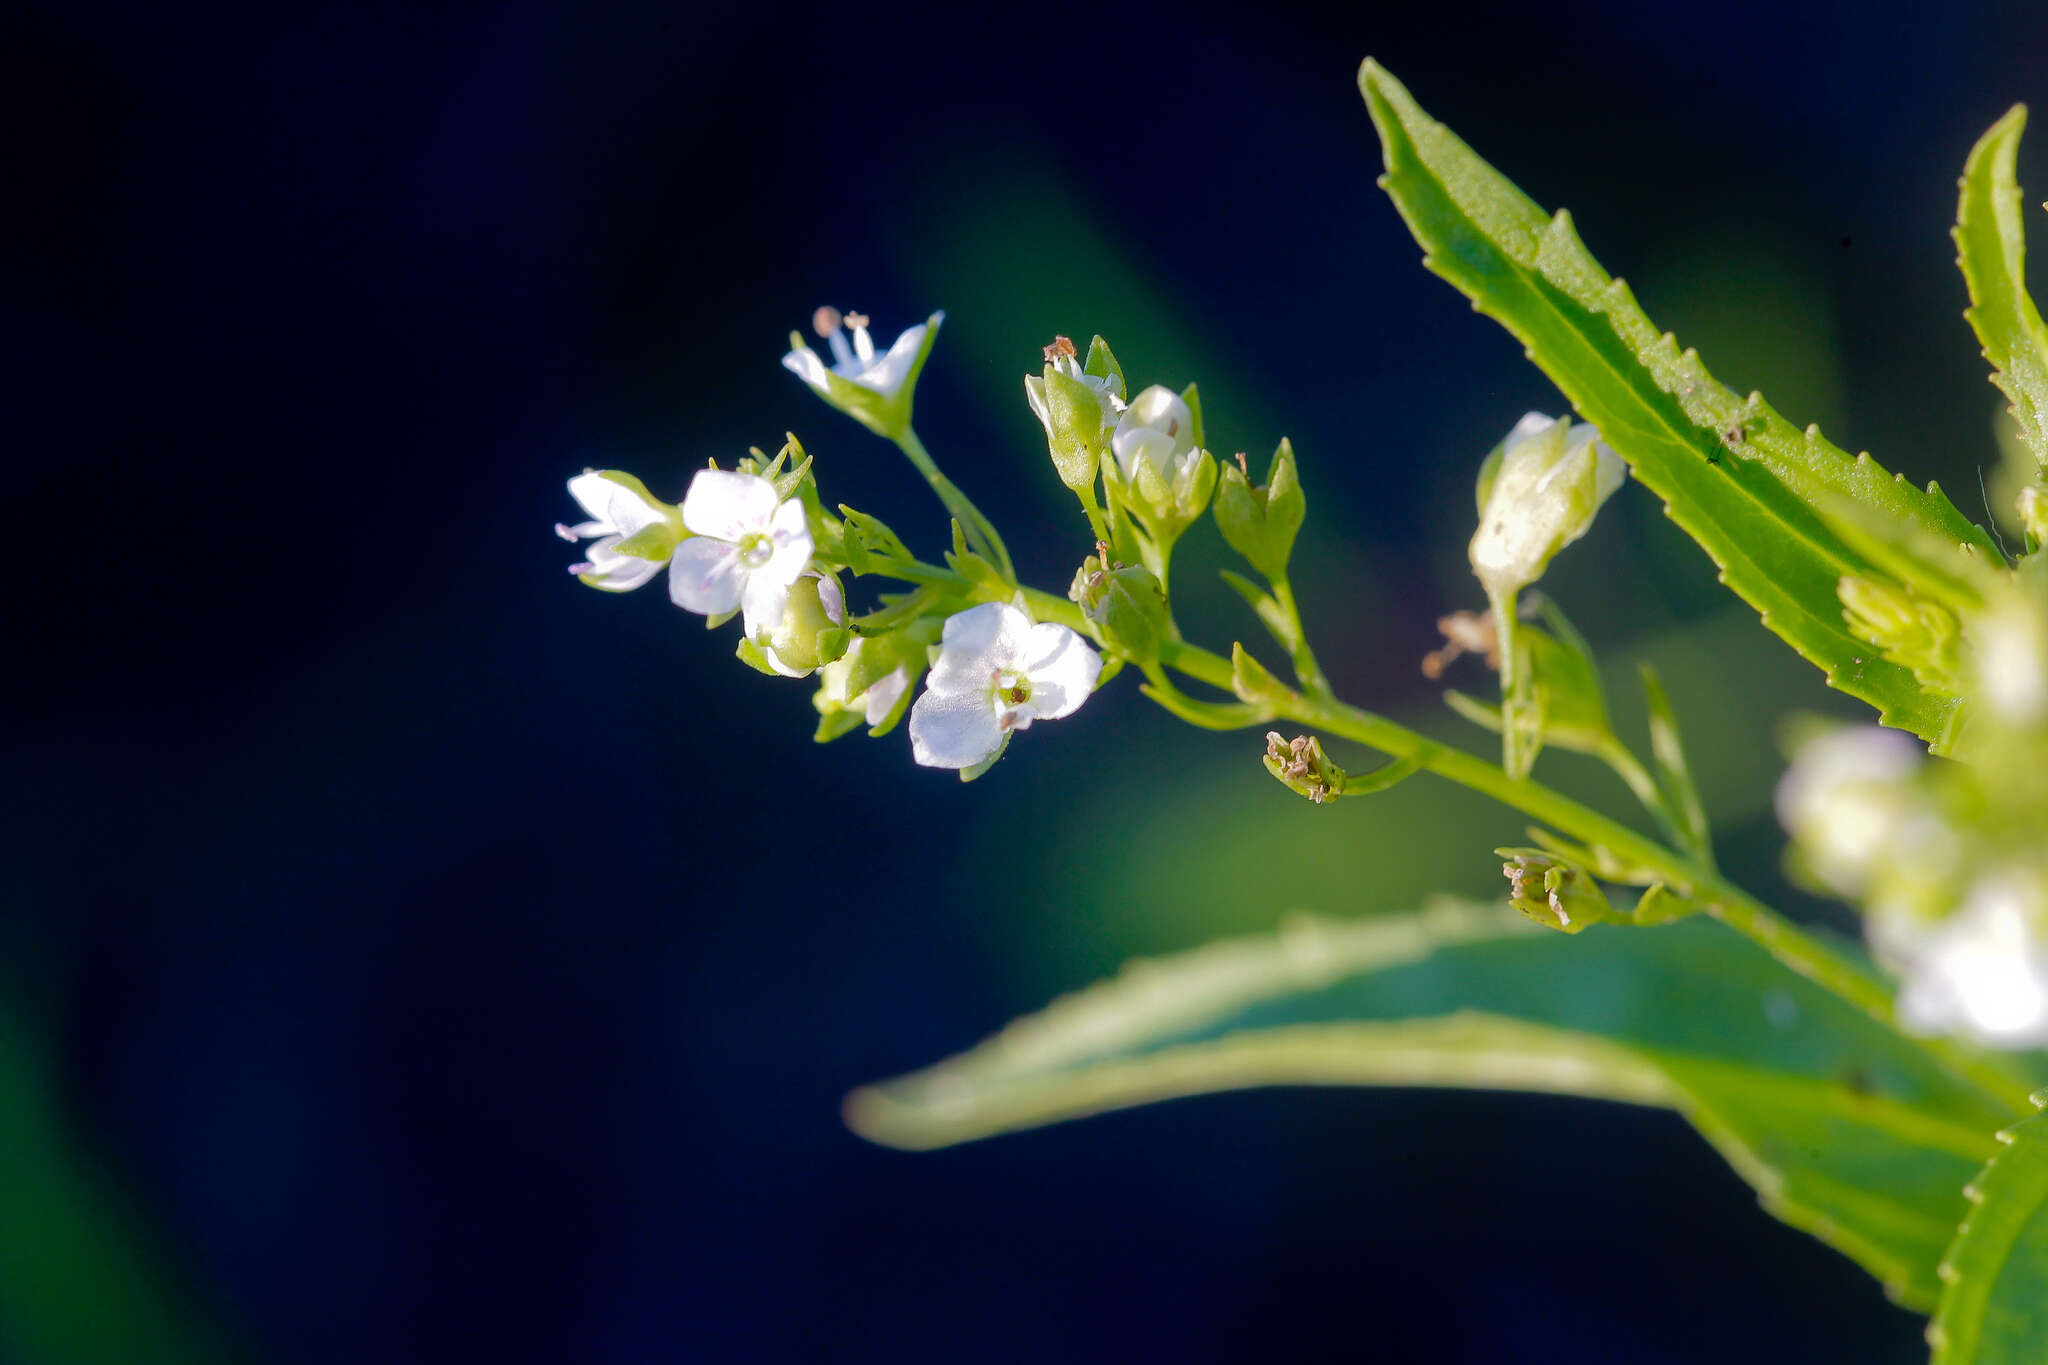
[10,1,2047,1360]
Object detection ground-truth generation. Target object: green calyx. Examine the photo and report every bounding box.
[1214,439,1305,581]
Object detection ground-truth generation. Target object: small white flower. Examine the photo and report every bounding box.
[557,471,678,591]
[668,469,812,630]
[818,638,915,726]
[1111,384,1198,485]
[783,307,936,401]
[1025,337,1125,444]
[1774,726,1925,897]
[1873,868,2048,1049]
[908,602,1103,770]
[1468,412,1626,596]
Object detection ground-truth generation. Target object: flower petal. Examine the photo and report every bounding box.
[740,574,790,637]
[1020,622,1103,720]
[681,469,780,542]
[863,664,912,727]
[857,322,927,396]
[909,685,1004,769]
[760,497,815,588]
[1502,411,1558,453]
[928,602,1027,692]
[668,537,745,615]
[580,536,665,592]
[782,347,830,394]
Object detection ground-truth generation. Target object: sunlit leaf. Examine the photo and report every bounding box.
[1931,1103,2048,1363]
[1955,105,2048,474]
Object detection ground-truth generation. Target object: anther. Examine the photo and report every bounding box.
[811,306,843,338]
[1043,335,1078,362]
[843,311,870,331]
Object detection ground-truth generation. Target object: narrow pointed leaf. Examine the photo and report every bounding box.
[1360,60,1997,750]
[1955,105,2048,472]
[849,901,2011,1309]
[1932,1102,2048,1363]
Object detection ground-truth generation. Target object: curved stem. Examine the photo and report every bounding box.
[896,428,1014,581]
[1269,577,1329,696]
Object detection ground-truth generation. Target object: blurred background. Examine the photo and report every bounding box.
[9,0,2048,1359]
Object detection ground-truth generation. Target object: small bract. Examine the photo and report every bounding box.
[908,602,1103,771]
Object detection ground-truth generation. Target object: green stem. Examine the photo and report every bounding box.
[896,428,1015,582]
[870,559,2038,1116]
[1269,576,1329,696]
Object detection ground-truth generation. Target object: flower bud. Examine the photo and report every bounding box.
[1214,440,1305,581]
[1026,336,1124,493]
[2018,484,2048,546]
[749,572,848,678]
[814,633,921,740]
[1838,575,1960,689]
[1070,550,1168,666]
[1468,413,1625,597]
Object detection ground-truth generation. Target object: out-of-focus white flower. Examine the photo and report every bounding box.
[1974,594,2048,727]
[1468,412,1626,597]
[668,469,812,631]
[1774,726,1926,897]
[1111,385,1198,485]
[908,602,1102,770]
[782,307,943,441]
[1873,868,2048,1049]
[557,471,679,591]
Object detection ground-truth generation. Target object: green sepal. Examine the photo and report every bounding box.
[1213,439,1305,581]
[1229,641,1294,707]
[958,733,1011,783]
[1071,556,1168,667]
[609,521,680,562]
[1084,335,1126,399]
[813,708,868,743]
[703,606,740,631]
[1955,105,2048,474]
[734,637,782,677]
[1631,882,1701,926]
[1179,383,1205,451]
[1036,364,1113,492]
[850,584,943,636]
[1497,847,1620,934]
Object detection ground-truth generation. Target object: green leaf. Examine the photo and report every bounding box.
[848,901,2008,1309]
[1956,105,2048,474]
[1932,1101,2048,1363]
[1639,663,1713,866]
[1359,60,1998,750]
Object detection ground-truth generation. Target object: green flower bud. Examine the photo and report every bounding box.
[1469,413,1625,597]
[1069,551,1168,665]
[1214,439,1305,581]
[752,573,848,678]
[1839,575,1961,689]
[1026,336,1122,492]
[2018,485,2048,547]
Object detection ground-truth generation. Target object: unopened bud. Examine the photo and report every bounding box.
[1499,851,1616,933]
[2018,484,2048,545]
[1069,548,1167,665]
[1839,575,1960,688]
[1468,413,1625,597]
[1214,438,1306,580]
[1263,731,1348,803]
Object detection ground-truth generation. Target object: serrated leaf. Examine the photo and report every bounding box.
[1359,60,1998,749]
[1932,1101,2048,1363]
[1956,105,2048,474]
[1640,663,1713,866]
[849,901,2008,1309]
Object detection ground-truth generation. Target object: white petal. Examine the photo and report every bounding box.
[1502,411,1558,452]
[668,537,745,615]
[927,602,1027,692]
[567,471,621,528]
[761,643,810,678]
[783,348,831,393]
[1024,375,1050,430]
[1020,623,1102,720]
[856,323,927,396]
[909,685,1005,769]
[681,469,780,541]
[863,664,912,726]
[814,571,845,625]
[740,574,790,637]
[760,497,814,588]
[579,536,665,592]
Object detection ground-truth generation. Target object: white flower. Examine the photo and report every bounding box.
[557,470,678,591]
[668,469,812,630]
[1872,868,2048,1049]
[1468,412,1626,596]
[1773,726,1926,897]
[784,307,937,400]
[1111,384,1198,485]
[818,638,915,726]
[908,602,1103,770]
[1026,337,1125,444]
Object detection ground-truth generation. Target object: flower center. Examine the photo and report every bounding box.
[993,669,1032,710]
[737,531,774,570]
